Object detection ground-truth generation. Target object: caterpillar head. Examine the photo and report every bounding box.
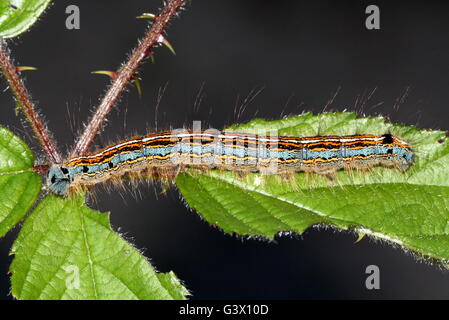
[46,164,73,196]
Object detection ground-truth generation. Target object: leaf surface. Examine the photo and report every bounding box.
[177,112,449,261]
[0,0,51,38]
[0,126,40,237]
[11,194,189,300]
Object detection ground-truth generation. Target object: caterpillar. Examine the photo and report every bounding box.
[46,130,414,196]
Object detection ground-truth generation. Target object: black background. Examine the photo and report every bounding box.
[1,0,449,299]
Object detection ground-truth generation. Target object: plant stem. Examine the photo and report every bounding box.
[0,40,61,163]
[70,0,185,157]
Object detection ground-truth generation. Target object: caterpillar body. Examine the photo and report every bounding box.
[46,130,414,196]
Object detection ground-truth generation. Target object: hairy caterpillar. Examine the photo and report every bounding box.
[46,130,414,196]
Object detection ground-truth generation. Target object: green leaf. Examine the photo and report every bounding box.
[176,112,449,261]
[0,0,52,38]
[0,126,40,237]
[10,194,189,300]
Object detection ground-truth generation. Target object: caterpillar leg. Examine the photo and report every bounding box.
[310,167,338,184]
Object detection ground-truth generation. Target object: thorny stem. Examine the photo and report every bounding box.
[0,41,62,163]
[70,0,185,157]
